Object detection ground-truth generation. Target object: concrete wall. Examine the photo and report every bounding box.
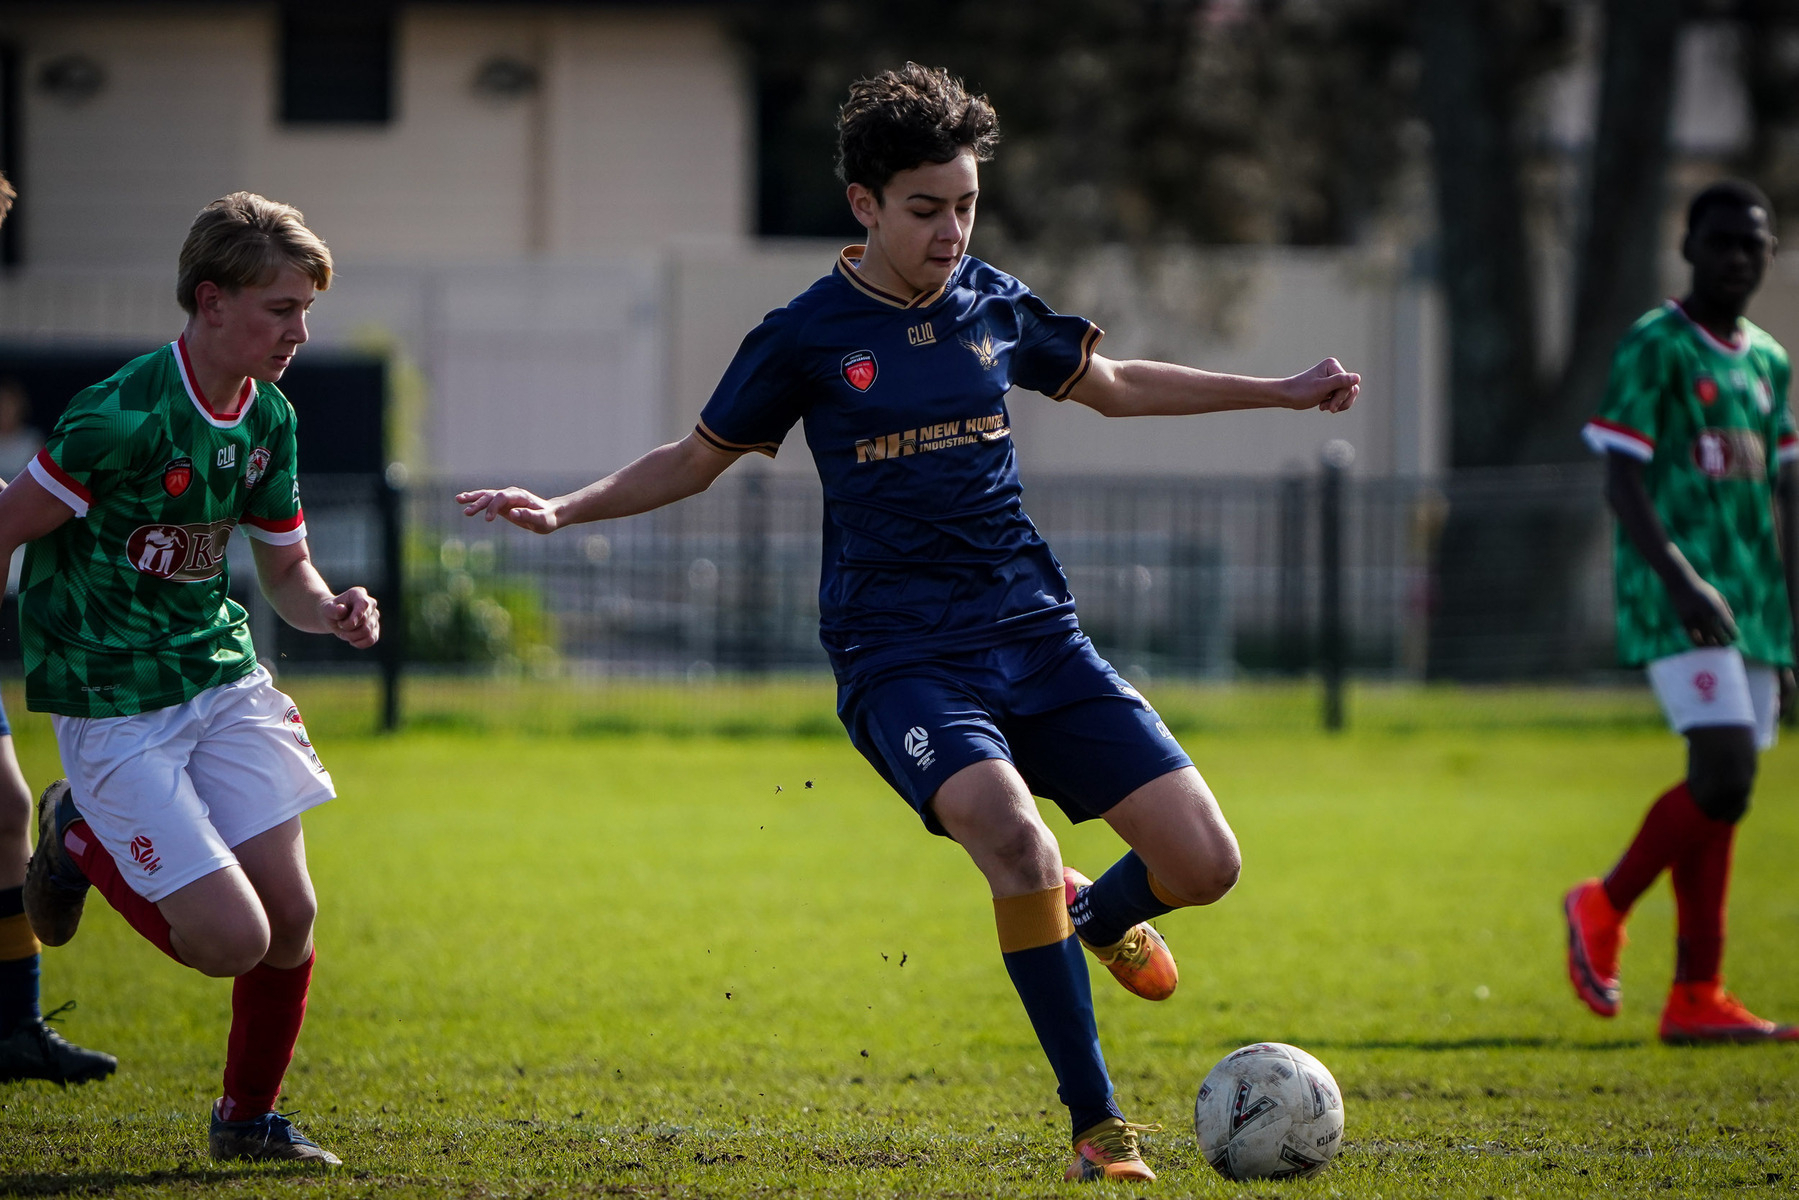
[0,3,749,266]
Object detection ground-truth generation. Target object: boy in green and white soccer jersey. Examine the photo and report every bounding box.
[3,192,382,1159]
[1567,179,1798,1043]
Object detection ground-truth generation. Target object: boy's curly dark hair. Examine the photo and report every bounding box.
[836,63,999,199]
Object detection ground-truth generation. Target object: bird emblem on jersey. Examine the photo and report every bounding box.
[841,350,878,392]
[161,456,194,497]
[959,328,1000,371]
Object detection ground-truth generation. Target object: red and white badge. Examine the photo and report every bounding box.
[841,350,877,392]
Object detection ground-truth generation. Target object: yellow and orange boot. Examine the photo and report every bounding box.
[1065,1118,1159,1182]
[1563,878,1626,1017]
[1064,867,1178,1001]
[1660,981,1799,1044]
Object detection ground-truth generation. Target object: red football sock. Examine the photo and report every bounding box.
[1672,818,1735,984]
[61,820,182,964]
[219,951,313,1122]
[1602,782,1711,914]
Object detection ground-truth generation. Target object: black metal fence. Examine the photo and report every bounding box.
[347,462,1621,703]
[1,463,1623,733]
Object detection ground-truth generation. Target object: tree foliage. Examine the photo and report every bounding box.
[737,1,1417,250]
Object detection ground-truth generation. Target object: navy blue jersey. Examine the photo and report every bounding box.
[697,247,1103,681]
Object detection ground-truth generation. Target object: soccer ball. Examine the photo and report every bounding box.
[1193,1042,1344,1180]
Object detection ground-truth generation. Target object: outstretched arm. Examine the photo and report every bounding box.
[1067,355,1360,418]
[457,431,740,534]
[251,537,380,649]
[1605,450,1736,647]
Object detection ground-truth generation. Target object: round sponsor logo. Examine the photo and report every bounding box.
[283,704,312,748]
[841,350,878,392]
[161,456,194,497]
[128,835,155,863]
[1694,376,1719,406]
[245,446,272,489]
[1693,430,1733,478]
[126,524,192,578]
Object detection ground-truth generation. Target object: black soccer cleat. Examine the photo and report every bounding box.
[0,1002,118,1085]
[210,1108,342,1165]
[23,780,90,947]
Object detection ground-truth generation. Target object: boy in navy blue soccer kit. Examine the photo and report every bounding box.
[461,65,1359,1182]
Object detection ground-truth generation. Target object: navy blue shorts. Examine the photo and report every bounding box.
[837,630,1193,836]
[0,690,10,738]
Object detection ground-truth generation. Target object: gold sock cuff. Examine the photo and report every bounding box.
[994,884,1073,954]
[0,912,41,960]
[1147,871,1187,909]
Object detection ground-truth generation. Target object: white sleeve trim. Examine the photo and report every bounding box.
[1581,421,1654,462]
[26,454,89,517]
[241,521,308,546]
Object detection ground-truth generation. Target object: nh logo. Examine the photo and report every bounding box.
[216,446,237,469]
[855,430,917,463]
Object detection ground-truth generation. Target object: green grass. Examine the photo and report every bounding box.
[2,680,1796,1197]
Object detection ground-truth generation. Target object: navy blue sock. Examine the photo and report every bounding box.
[1070,851,1174,948]
[0,885,42,1033]
[996,887,1123,1139]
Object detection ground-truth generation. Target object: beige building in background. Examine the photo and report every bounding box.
[0,2,1459,482]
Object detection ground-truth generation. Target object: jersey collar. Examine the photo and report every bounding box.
[173,337,257,429]
[836,245,951,310]
[1668,299,1750,358]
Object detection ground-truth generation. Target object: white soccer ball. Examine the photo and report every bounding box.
[1193,1042,1344,1180]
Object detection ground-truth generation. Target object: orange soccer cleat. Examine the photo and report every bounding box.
[1563,878,1626,1018]
[1063,867,1178,1002]
[1065,1118,1158,1182]
[1659,982,1799,1045]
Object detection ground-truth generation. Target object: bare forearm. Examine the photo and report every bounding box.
[258,555,339,633]
[1606,456,1697,592]
[1088,360,1291,417]
[552,439,728,527]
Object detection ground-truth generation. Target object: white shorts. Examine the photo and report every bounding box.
[1646,647,1779,752]
[51,666,335,903]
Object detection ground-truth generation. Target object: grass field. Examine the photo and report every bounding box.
[2,679,1796,1198]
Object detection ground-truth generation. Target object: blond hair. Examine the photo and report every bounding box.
[176,192,332,315]
[0,172,15,226]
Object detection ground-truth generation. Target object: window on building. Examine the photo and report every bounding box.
[280,4,396,125]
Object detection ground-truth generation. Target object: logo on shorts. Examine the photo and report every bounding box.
[129,834,161,875]
[1695,670,1719,703]
[161,456,194,497]
[283,704,312,748]
[841,350,878,392]
[903,725,935,770]
[245,446,271,489]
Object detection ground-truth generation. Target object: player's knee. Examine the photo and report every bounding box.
[1687,734,1757,824]
[263,894,317,964]
[1156,847,1241,907]
[185,929,272,978]
[1690,773,1753,823]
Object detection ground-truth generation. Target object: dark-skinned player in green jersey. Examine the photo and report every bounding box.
[1568,179,1799,1043]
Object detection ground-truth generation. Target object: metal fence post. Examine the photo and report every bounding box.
[379,463,406,732]
[1320,440,1354,731]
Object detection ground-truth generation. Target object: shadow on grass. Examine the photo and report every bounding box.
[0,1165,325,1196]
[1220,1035,1647,1052]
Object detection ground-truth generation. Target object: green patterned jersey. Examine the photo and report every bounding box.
[20,340,307,716]
[1582,302,1797,667]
